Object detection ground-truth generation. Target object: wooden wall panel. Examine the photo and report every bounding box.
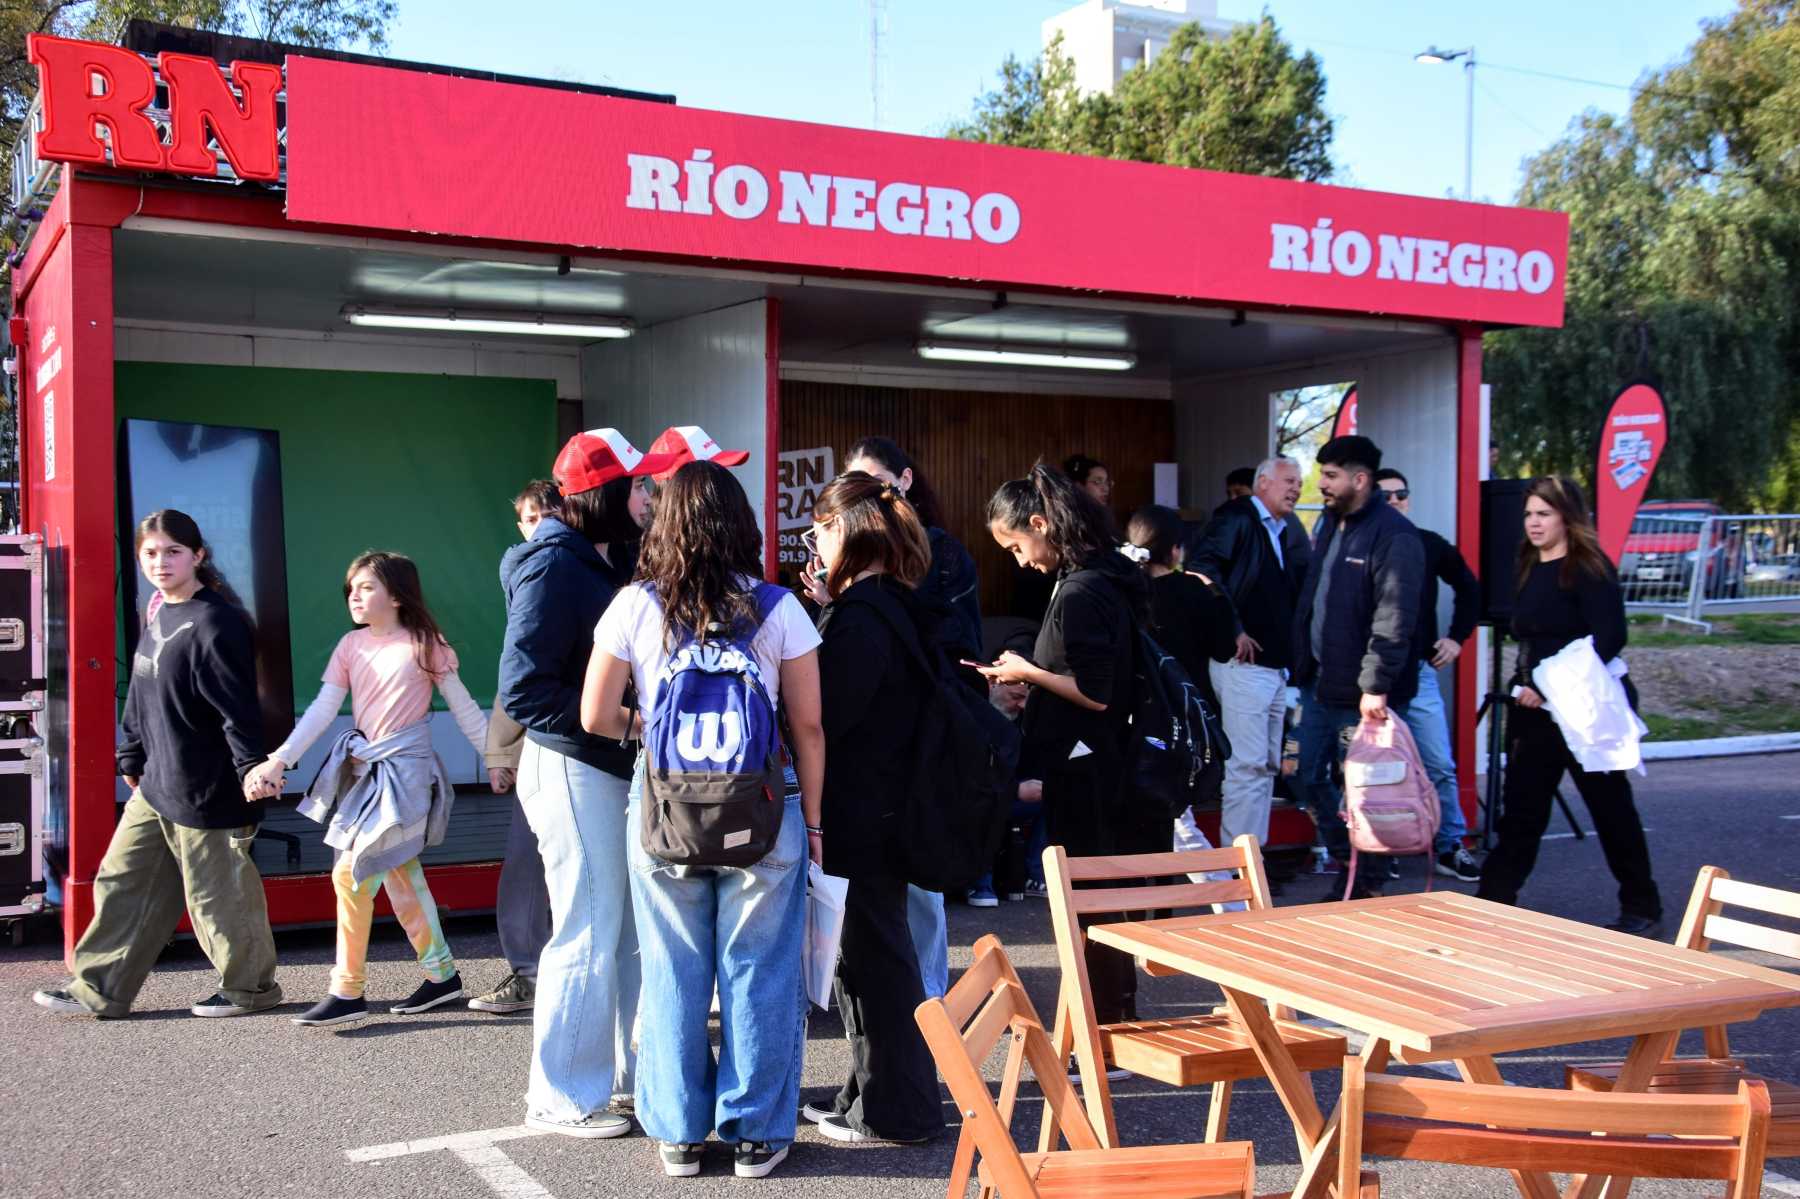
[780,380,1175,617]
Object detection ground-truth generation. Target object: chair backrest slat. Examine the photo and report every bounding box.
[1711,875,1800,922]
[1339,1057,1771,1196]
[941,936,1011,1026]
[1363,1071,1749,1138]
[1703,913,1800,963]
[1065,878,1252,916]
[1060,847,1249,880]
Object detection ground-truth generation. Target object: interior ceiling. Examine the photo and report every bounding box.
[112,229,1444,378]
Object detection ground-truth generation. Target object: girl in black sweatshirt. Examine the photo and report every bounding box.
[983,464,1151,1022]
[1476,478,1662,934]
[34,510,282,1019]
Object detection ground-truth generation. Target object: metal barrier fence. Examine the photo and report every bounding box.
[1621,513,1800,626]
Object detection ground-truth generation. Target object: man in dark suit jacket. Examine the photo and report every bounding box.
[1187,457,1310,848]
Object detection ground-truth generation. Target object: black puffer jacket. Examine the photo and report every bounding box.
[1291,492,1424,707]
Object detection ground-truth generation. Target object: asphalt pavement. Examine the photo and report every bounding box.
[3,752,1797,1199]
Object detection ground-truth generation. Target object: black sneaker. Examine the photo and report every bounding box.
[1434,847,1483,883]
[32,988,96,1016]
[392,973,465,1014]
[191,992,263,1018]
[291,994,369,1027]
[1604,914,1665,939]
[659,1142,704,1177]
[817,1114,929,1145]
[800,1102,837,1124]
[733,1141,789,1178]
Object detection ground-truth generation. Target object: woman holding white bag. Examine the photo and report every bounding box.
[1476,477,1663,935]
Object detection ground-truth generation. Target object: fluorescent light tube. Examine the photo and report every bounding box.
[916,342,1136,371]
[341,305,634,339]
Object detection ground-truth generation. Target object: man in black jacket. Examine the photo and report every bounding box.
[1292,436,1424,890]
[1188,456,1309,848]
[1376,469,1483,883]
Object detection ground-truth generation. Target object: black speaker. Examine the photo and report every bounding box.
[1480,479,1529,626]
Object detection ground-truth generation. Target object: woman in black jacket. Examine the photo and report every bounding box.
[1475,477,1663,935]
[983,464,1151,1022]
[1126,504,1238,703]
[805,471,946,1147]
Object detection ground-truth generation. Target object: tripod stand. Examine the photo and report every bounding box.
[1474,626,1585,851]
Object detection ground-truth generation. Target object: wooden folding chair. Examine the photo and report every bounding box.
[1340,1055,1771,1198]
[1043,836,1347,1148]
[1565,865,1800,1157]
[914,934,1257,1199]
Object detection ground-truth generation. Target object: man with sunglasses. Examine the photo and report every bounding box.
[1373,468,1482,883]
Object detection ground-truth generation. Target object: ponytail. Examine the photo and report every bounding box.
[985,462,1116,571]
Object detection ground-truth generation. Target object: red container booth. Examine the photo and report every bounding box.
[9,30,1567,956]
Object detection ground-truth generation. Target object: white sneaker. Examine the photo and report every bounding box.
[1068,1066,1133,1085]
[526,1110,632,1139]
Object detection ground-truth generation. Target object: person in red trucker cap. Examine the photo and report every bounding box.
[645,425,751,482]
[496,428,661,1139]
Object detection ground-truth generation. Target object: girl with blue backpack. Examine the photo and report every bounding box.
[583,460,824,1180]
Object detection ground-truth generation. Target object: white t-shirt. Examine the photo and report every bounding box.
[595,578,821,717]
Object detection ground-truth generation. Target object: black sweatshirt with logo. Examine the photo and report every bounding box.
[116,587,267,829]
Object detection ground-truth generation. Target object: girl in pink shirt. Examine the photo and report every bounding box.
[247,552,487,1027]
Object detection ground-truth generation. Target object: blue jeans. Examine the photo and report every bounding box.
[628,764,809,1151]
[518,740,640,1120]
[1402,663,1468,854]
[1296,682,1403,861]
[904,887,949,999]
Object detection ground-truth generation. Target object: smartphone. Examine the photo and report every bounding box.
[959,658,989,669]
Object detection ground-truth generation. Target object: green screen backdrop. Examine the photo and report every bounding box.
[116,362,558,709]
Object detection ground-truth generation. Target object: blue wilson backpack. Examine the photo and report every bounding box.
[641,583,789,866]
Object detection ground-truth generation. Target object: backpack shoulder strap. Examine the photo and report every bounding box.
[841,584,940,684]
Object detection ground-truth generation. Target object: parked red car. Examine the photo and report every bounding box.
[1618,500,1745,598]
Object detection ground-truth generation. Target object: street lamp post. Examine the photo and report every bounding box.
[1416,45,1476,202]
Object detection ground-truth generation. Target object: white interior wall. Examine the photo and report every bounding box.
[580,299,771,535]
[114,321,583,399]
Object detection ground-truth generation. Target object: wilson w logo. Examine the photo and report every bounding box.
[676,711,743,765]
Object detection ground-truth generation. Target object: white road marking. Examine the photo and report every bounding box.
[346,1124,545,1162]
[1781,814,1800,820]
[453,1145,557,1199]
[1541,828,1652,841]
[1765,1169,1800,1197]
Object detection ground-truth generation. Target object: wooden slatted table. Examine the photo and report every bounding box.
[1088,891,1800,1199]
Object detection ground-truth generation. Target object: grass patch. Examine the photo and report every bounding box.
[1643,703,1800,740]
[1627,611,1800,648]
[1643,713,1719,741]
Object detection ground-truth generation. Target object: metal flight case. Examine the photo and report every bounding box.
[0,534,49,933]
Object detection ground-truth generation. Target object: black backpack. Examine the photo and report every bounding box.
[1126,624,1231,819]
[852,587,1020,894]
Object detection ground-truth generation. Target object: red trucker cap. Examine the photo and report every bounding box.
[552,429,677,495]
[646,425,752,481]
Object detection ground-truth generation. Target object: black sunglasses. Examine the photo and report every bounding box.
[1384,487,1410,501]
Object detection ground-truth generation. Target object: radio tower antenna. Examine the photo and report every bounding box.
[868,0,888,130]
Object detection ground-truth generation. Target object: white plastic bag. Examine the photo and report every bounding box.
[804,862,850,1010]
[1172,807,1246,913]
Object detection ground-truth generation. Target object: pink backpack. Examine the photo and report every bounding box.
[1339,715,1440,900]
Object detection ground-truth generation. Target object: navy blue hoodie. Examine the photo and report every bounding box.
[497,516,636,778]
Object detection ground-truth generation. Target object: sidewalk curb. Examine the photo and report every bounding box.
[1642,732,1800,761]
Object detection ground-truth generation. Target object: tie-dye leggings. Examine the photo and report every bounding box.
[329,856,456,999]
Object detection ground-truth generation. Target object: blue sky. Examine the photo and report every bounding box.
[385,1,1727,206]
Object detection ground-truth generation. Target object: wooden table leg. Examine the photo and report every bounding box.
[1289,1036,1391,1199]
[1454,1056,1560,1199]
[1560,1029,1681,1199]
[1223,987,1325,1151]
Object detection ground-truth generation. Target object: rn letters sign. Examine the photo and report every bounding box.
[26,34,281,182]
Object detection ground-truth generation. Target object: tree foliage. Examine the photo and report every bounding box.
[947,17,1333,182]
[1485,0,1800,509]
